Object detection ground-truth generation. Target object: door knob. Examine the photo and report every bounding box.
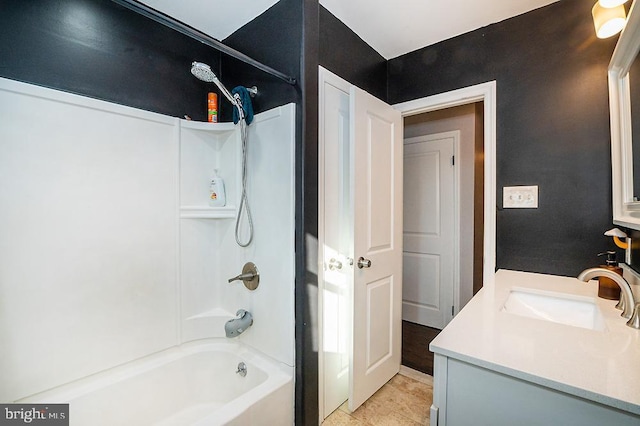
[357,257,372,269]
[328,258,343,271]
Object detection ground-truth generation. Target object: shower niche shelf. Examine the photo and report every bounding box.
[178,119,240,220]
[179,205,235,219]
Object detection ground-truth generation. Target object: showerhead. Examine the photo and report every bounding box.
[190,61,236,106]
[190,61,217,83]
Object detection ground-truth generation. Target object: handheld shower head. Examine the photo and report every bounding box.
[190,61,216,83]
[190,61,237,107]
[190,60,252,246]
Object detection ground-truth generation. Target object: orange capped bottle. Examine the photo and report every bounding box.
[207,92,218,123]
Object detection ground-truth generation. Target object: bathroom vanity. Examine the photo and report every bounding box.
[429,269,640,425]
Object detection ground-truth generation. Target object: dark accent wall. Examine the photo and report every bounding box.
[389,0,620,276]
[0,0,226,122]
[300,1,319,423]
[224,1,319,424]
[319,5,387,101]
[221,0,301,122]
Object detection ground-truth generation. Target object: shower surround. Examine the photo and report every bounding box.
[0,77,295,423]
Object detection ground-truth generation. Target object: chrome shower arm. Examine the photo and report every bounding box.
[213,77,244,120]
[212,76,236,105]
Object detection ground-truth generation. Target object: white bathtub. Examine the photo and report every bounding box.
[19,340,293,425]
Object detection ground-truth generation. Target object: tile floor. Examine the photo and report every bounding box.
[321,367,433,425]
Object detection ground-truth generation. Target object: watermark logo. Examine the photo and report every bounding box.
[0,404,68,425]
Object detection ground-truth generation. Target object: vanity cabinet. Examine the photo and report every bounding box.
[431,355,639,426]
[429,270,640,426]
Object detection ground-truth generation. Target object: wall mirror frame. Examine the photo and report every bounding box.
[610,1,640,229]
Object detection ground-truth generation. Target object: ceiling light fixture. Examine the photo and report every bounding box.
[592,1,628,38]
[598,0,629,8]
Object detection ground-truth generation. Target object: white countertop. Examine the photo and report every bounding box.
[430,269,640,415]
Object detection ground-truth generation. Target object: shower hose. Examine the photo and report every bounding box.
[235,117,253,247]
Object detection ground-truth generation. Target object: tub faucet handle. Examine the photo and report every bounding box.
[227,262,260,290]
[228,272,256,283]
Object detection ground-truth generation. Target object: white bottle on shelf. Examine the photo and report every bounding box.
[208,169,226,207]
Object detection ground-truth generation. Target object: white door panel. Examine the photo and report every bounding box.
[349,86,403,412]
[403,133,456,329]
[403,252,440,309]
[319,79,351,418]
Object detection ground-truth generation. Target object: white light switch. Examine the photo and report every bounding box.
[503,185,538,208]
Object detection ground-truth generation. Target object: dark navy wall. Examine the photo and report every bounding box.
[221,0,301,122]
[389,0,621,276]
[319,5,387,101]
[0,0,226,122]
[224,1,319,424]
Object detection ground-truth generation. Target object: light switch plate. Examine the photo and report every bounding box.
[503,185,538,208]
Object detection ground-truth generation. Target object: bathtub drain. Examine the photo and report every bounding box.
[236,362,247,377]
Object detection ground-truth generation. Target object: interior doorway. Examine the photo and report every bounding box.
[318,67,403,420]
[400,103,485,375]
[318,74,497,422]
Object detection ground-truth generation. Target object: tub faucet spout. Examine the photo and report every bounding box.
[577,268,637,325]
[225,309,253,338]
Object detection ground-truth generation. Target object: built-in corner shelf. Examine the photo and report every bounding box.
[180,120,236,135]
[180,205,236,219]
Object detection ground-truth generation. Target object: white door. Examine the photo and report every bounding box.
[402,132,457,329]
[319,76,352,418]
[349,86,403,411]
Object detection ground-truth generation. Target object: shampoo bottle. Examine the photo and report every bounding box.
[597,251,622,300]
[209,169,226,207]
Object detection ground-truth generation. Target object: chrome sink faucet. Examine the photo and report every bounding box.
[578,267,639,329]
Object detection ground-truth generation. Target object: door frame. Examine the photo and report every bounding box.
[394,81,497,292]
[402,130,460,327]
[318,74,497,423]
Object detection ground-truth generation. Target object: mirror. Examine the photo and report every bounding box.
[609,1,640,228]
[631,52,640,200]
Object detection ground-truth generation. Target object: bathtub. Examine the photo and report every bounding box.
[19,340,293,425]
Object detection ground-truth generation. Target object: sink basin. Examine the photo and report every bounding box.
[501,288,607,331]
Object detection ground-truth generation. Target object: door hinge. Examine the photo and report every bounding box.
[451,155,455,166]
[452,305,455,316]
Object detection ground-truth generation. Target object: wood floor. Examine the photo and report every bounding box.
[401,320,441,376]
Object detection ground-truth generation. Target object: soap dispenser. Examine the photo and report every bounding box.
[597,251,623,300]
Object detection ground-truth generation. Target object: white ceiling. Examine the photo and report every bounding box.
[141,0,560,59]
[139,0,280,41]
[320,0,560,59]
